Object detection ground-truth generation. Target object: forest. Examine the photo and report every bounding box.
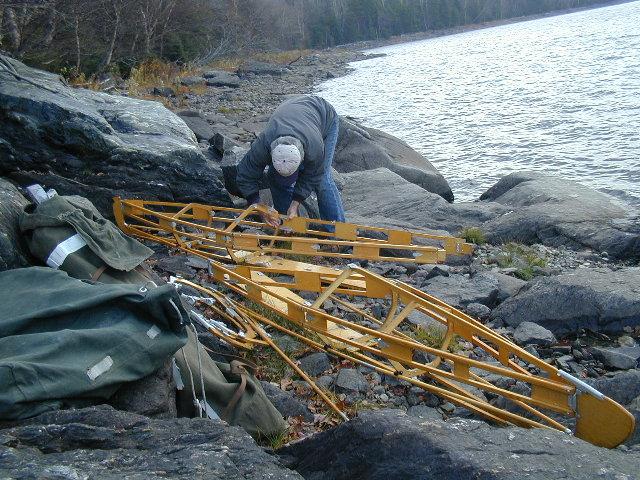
[0,0,619,75]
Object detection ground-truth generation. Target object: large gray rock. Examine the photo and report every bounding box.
[0,55,231,217]
[0,405,301,479]
[335,121,454,202]
[334,368,368,393]
[279,409,640,479]
[586,370,640,406]
[298,352,332,377]
[591,346,638,370]
[341,168,505,233]
[492,268,640,335]
[0,178,30,271]
[421,272,526,309]
[481,172,640,261]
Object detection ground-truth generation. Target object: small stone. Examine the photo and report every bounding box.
[152,86,175,97]
[513,322,557,347]
[316,375,335,390]
[618,335,637,348]
[465,302,491,320]
[439,402,455,415]
[334,368,369,393]
[372,385,385,395]
[299,352,332,377]
[379,393,389,402]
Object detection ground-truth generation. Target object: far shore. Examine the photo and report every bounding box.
[334,0,637,55]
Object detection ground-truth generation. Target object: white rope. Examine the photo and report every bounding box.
[179,345,201,418]
[191,324,208,416]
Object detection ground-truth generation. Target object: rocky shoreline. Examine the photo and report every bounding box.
[1,50,640,479]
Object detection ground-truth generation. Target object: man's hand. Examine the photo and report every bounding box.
[287,200,300,219]
[258,204,281,228]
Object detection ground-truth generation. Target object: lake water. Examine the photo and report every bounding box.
[317,1,640,207]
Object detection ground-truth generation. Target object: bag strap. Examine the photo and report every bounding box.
[221,359,255,422]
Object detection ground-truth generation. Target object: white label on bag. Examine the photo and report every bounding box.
[146,325,161,339]
[87,356,113,381]
[46,234,87,269]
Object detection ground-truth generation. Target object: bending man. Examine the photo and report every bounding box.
[235,95,345,227]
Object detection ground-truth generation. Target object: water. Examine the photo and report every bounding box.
[317,2,640,207]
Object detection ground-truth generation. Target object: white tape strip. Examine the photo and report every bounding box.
[172,358,185,390]
[146,325,161,339]
[87,356,113,381]
[46,233,87,269]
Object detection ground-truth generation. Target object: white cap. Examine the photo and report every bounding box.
[271,144,302,177]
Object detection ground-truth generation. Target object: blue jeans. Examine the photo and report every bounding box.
[268,116,345,227]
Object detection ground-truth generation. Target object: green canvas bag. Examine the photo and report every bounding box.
[18,193,286,436]
[0,267,188,420]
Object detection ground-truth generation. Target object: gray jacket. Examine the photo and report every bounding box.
[236,95,337,203]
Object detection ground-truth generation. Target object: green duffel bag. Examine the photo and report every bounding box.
[0,267,188,421]
[18,193,287,437]
[174,328,287,438]
[19,194,153,283]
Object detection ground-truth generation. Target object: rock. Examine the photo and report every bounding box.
[586,370,640,406]
[465,303,491,320]
[334,368,368,393]
[340,168,506,234]
[206,73,241,88]
[203,69,229,79]
[407,310,445,331]
[260,382,314,422]
[238,61,287,76]
[626,396,640,446]
[211,131,243,156]
[0,178,30,271]
[491,268,640,335]
[0,55,232,217]
[316,375,335,390]
[298,353,332,377]
[421,272,526,309]
[279,409,639,479]
[335,120,454,201]
[109,360,177,418]
[513,322,557,347]
[152,86,175,97]
[179,76,204,86]
[590,346,638,370]
[480,172,640,261]
[176,110,214,142]
[0,405,300,479]
[406,405,443,420]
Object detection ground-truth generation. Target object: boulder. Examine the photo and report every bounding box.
[176,110,214,142]
[586,370,640,406]
[0,405,300,479]
[152,86,175,97]
[278,409,639,479]
[179,76,204,87]
[0,178,30,270]
[335,120,454,202]
[421,272,526,309]
[480,172,640,261]
[340,168,505,233]
[237,61,287,76]
[491,268,640,335]
[590,346,639,370]
[205,72,241,88]
[513,322,557,347]
[0,55,231,217]
[261,381,314,422]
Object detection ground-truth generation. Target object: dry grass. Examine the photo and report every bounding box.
[208,48,314,72]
